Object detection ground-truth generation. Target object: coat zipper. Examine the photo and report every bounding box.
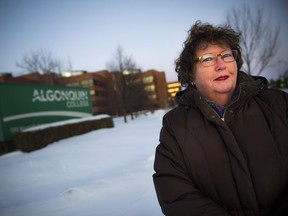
[222,86,242,122]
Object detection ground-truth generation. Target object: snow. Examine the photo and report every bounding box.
[0,110,168,216]
[23,114,110,132]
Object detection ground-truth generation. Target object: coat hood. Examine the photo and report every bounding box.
[175,71,269,107]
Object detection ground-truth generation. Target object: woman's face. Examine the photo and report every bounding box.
[194,44,238,104]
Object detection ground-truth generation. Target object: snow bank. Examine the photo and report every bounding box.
[0,110,169,216]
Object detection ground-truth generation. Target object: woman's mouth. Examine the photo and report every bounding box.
[214,75,229,81]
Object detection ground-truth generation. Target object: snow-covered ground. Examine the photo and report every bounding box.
[0,110,168,216]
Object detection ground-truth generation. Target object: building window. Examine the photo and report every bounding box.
[67,82,79,86]
[167,82,181,88]
[81,79,93,87]
[148,94,157,100]
[144,84,155,92]
[168,87,180,93]
[143,76,154,84]
[90,89,95,95]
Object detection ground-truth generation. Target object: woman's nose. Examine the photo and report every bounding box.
[215,56,226,70]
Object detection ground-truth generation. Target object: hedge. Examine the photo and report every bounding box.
[14,116,114,152]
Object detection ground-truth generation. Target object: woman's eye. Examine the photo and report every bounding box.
[222,52,232,58]
[202,55,214,62]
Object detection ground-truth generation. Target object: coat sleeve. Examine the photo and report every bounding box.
[270,90,288,216]
[153,113,231,216]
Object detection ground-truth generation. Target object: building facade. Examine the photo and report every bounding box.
[140,69,168,110]
[57,70,116,115]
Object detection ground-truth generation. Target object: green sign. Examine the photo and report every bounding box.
[0,83,93,141]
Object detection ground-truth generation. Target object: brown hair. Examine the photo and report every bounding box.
[175,21,243,86]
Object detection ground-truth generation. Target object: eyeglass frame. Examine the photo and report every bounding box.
[195,50,238,67]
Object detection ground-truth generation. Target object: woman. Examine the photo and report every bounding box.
[153,21,288,216]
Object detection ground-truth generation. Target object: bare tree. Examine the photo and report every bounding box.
[124,74,149,120]
[106,46,142,123]
[106,46,137,72]
[16,48,72,74]
[226,4,280,75]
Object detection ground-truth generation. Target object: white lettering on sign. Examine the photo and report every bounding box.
[66,100,89,108]
[32,89,89,108]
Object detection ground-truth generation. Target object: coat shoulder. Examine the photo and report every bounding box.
[257,88,288,107]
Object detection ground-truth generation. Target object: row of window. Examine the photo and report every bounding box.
[168,87,181,93]
[167,82,181,88]
[148,94,157,100]
[67,78,107,88]
[144,84,155,92]
[143,76,154,83]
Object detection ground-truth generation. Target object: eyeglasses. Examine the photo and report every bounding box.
[196,50,238,67]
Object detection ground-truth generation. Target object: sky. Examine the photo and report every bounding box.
[0,0,287,82]
[0,110,166,216]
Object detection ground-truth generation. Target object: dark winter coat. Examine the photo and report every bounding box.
[153,71,288,216]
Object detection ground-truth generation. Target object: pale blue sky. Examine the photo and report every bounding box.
[0,0,287,81]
